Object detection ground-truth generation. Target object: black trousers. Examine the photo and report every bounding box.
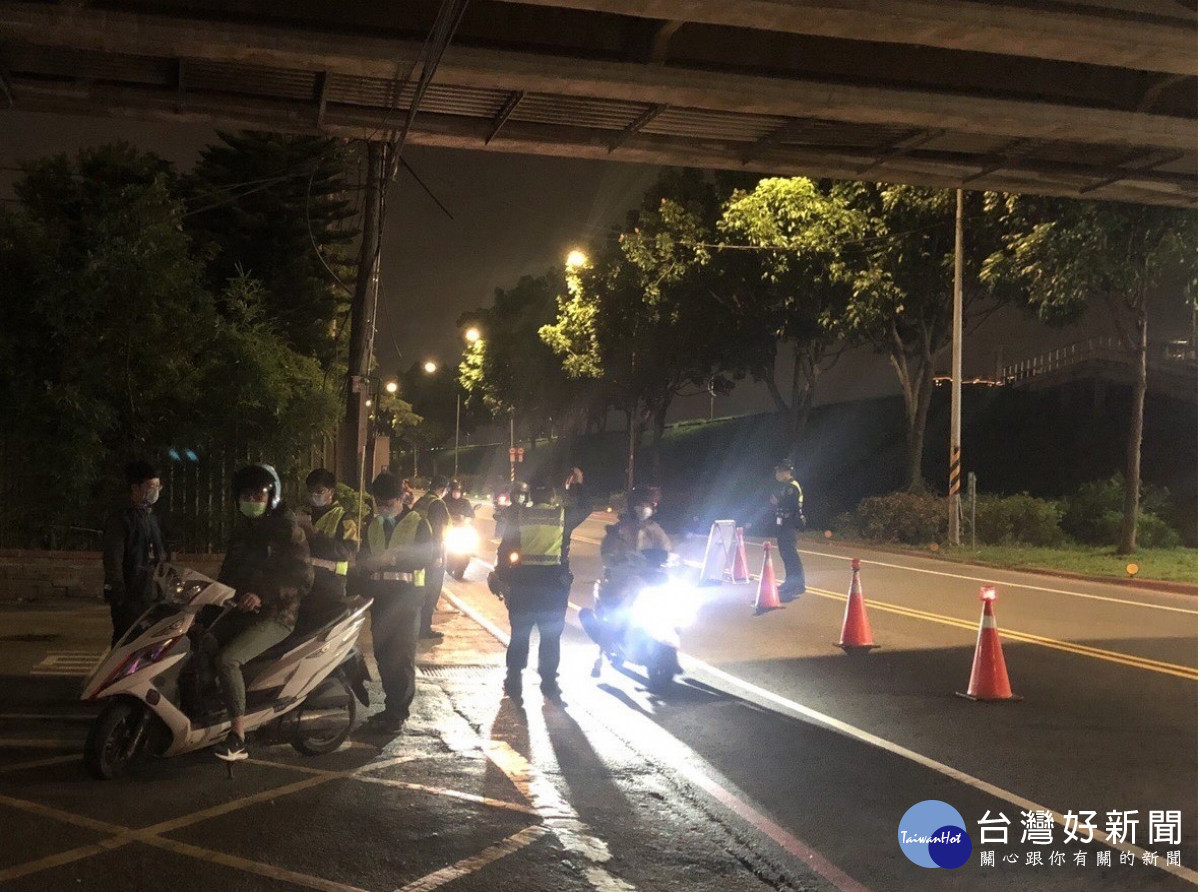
[109,594,153,646]
[420,565,446,632]
[369,585,424,720]
[506,608,566,688]
[775,527,806,593]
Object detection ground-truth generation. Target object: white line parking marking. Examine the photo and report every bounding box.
[30,651,104,676]
[393,825,549,892]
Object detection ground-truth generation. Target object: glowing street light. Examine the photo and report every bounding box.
[566,249,588,270]
[423,361,437,374]
[465,327,481,343]
[385,380,398,394]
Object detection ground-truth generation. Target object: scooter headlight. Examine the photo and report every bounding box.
[444,525,480,554]
[629,582,699,634]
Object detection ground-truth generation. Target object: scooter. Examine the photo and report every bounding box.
[444,517,479,581]
[81,563,372,779]
[579,549,699,692]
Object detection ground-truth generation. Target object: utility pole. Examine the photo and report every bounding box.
[341,140,386,491]
[509,411,516,483]
[949,188,964,546]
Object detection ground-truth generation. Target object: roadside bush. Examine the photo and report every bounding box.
[1061,475,1180,547]
[830,511,860,538]
[973,493,1065,546]
[856,492,946,544]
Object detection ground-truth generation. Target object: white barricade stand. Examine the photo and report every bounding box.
[699,519,737,584]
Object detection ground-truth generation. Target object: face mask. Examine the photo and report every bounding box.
[635,506,653,521]
[239,500,267,519]
[309,492,332,508]
[377,505,398,519]
[142,489,160,508]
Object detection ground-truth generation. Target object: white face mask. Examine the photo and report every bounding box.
[635,506,653,521]
[377,505,399,519]
[309,491,332,508]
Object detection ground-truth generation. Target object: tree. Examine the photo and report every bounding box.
[834,184,1006,492]
[982,196,1197,553]
[718,177,863,443]
[185,132,358,365]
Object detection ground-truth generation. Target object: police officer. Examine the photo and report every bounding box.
[356,472,436,734]
[297,468,358,632]
[770,459,807,600]
[495,479,589,706]
[412,475,452,641]
[102,460,169,645]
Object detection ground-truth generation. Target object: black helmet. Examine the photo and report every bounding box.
[628,486,657,508]
[530,481,556,505]
[232,464,282,510]
[449,479,462,492]
[511,480,531,505]
[774,459,794,473]
[305,468,336,490]
[430,475,450,492]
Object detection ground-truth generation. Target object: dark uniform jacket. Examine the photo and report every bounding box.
[775,479,806,530]
[101,505,167,605]
[218,508,313,629]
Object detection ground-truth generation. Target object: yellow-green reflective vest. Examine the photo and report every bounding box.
[789,479,804,509]
[516,505,565,566]
[311,506,351,576]
[366,512,426,587]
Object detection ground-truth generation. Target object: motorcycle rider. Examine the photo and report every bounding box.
[496,479,589,706]
[356,472,437,734]
[445,480,476,522]
[599,487,672,600]
[213,464,313,762]
[412,475,451,641]
[297,468,358,632]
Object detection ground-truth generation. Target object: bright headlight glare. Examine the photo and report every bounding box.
[630,583,698,632]
[445,526,480,553]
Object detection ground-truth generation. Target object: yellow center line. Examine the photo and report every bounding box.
[809,587,1198,681]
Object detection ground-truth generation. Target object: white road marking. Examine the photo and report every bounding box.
[708,535,1197,614]
[679,656,1199,885]
[394,825,549,892]
[30,651,104,676]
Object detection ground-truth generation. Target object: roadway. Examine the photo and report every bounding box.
[444,509,1198,890]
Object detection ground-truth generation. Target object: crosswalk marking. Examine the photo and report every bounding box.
[30,651,103,677]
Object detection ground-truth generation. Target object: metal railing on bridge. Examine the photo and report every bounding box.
[1002,336,1197,387]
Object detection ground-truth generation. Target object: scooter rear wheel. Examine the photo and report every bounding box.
[84,698,149,780]
[290,675,356,756]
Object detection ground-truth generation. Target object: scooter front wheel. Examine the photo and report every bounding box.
[84,698,150,780]
[290,674,356,756]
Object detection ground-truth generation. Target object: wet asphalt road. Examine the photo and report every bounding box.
[0,511,1194,891]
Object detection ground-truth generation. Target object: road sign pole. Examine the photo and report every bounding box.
[949,188,964,546]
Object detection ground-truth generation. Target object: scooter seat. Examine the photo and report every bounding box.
[245,609,351,668]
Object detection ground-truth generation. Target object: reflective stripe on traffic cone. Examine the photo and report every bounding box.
[754,541,782,613]
[730,527,751,583]
[957,587,1022,702]
[835,558,879,653]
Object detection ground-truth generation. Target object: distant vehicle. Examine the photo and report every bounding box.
[81,564,371,779]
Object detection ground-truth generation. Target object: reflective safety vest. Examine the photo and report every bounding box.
[310,506,353,576]
[366,512,426,587]
[514,504,565,567]
[789,479,804,509]
[412,493,443,519]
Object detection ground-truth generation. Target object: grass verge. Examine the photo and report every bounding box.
[936,543,1197,584]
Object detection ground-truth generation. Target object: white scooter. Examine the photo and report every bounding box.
[81,563,372,779]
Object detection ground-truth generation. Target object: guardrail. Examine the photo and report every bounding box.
[1002,337,1197,384]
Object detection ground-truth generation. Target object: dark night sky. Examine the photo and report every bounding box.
[3,109,1193,423]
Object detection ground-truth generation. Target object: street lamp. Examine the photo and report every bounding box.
[465,327,481,344]
[566,248,588,270]
[385,380,398,394]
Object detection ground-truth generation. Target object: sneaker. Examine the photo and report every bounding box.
[503,678,523,707]
[419,629,445,641]
[214,736,248,762]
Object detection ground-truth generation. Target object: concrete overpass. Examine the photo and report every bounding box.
[0,0,1195,206]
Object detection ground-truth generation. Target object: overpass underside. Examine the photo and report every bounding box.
[0,0,1195,206]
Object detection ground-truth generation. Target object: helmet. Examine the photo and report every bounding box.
[628,486,657,509]
[774,459,794,473]
[305,468,336,490]
[530,481,556,505]
[511,481,531,506]
[430,475,450,492]
[232,464,282,510]
[449,479,462,492]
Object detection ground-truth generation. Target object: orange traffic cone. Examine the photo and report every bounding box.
[835,558,879,653]
[730,527,751,583]
[755,542,782,613]
[957,586,1022,702]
